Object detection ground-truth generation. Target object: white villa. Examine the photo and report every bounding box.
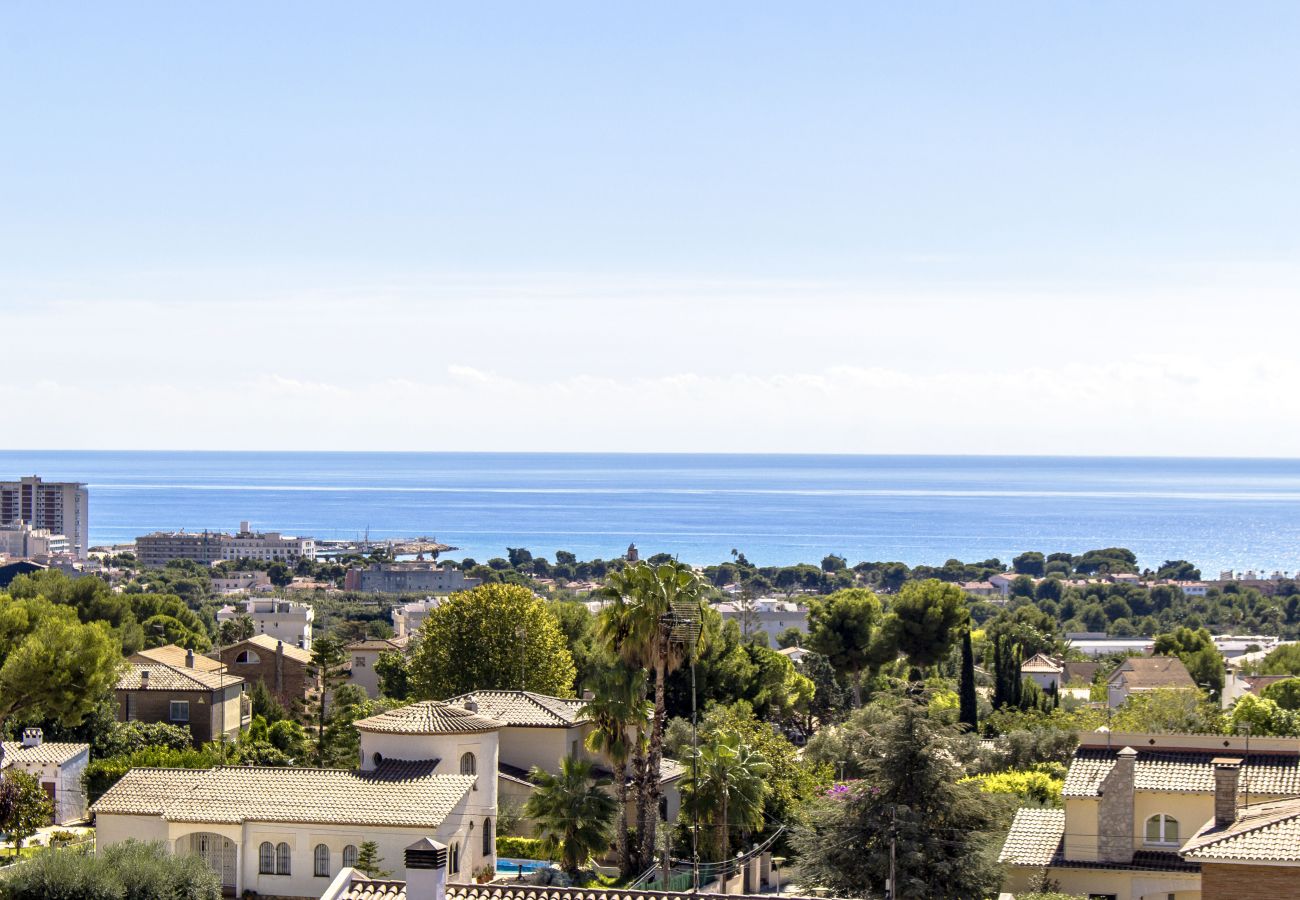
[93,699,502,897]
[1,729,89,825]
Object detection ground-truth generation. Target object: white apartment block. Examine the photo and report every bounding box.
[217,597,315,651]
[135,521,315,569]
[0,476,89,558]
[223,521,316,563]
[0,523,70,560]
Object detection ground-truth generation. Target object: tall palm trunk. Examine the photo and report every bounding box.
[614,756,630,876]
[719,787,729,865]
[639,646,668,871]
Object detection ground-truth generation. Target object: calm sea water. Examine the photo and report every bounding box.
[2,452,1300,573]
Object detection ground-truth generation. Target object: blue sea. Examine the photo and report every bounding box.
[2,452,1300,574]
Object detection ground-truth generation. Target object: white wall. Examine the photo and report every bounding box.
[96,813,170,847]
[4,749,89,825]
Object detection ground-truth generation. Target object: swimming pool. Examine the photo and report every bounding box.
[496,857,556,878]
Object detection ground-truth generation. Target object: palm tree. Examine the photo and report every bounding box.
[523,756,619,877]
[596,561,705,870]
[680,731,771,863]
[579,666,653,876]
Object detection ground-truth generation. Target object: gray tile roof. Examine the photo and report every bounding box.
[999,807,1064,866]
[447,691,587,727]
[116,661,242,692]
[92,762,473,828]
[0,742,89,766]
[1183,796,1300,862]
[353,700,504,735]
[1062,747,1300,798]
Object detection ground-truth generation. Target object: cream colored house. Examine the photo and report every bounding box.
[1000,731,1300,900]
[94,699,501,898]
[446,690,684,830]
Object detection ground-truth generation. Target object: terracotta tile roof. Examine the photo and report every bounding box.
[92,761,473,827]
[999,808,1064,865]
[336,880,823,900]
[1062,747,1300,799]
[1108,656,1196,691]
[353,700,503,735]
[0,742,88,766]
[446,691,587,727]
[132,644,224,672]
[233,633,313,664]
[116,661,242,692]
[1183,796,1300,862]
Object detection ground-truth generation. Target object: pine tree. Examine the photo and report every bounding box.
[958,629,978,731]
[354,841,391,877]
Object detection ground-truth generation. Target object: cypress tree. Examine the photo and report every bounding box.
[992,636,1005,709]
[959,628,978,730]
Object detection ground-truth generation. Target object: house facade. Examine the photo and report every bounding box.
[115,659,248,744]
[0,729,89,824]
[1183,793,1300,899]
[1107,656,1197,707]
[1000,731,1300,900]
[346,636,409,699]
[446,690,684,829]
[213,633,316,710]
[216,597,315,651]
[94,698,501,898]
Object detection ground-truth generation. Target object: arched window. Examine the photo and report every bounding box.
[460,752,476,776]
[235,649,261,665]
[450,843,460,875]
[276,842,291,875]
[258,842,274,874]
[1145,814,1180,846]
[314,844,330,877]
[482,818,493,857]
[342,844,358,868]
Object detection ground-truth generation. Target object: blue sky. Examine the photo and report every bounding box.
[3,3,1299,452]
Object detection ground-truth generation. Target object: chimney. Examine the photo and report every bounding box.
[21,728,42,748]
[404,837,447,900]
[275,641,285,693]
[464,700,479,713]
[1097,746,1138,864]
[185,649,195,668]
[582,689,594,701]
[1213,758,1242,827]
[140,668,150,686]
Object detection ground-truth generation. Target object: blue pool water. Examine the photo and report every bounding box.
[496,857,555,876]
[3,450,1300,572]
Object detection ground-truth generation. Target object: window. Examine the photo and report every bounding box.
[1144,814,1180,846]
[314,844,329,877]
[258,842,274,874]
[276,842,291,875]
[235,650,260,665]
[169,701,190,723]
[482,818,493,857]
[354,656,367,667]
[460,752,476,776]
[342,845,358,868]
[450,843,460,875]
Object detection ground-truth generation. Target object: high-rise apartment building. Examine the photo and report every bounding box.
[0,476,89,558]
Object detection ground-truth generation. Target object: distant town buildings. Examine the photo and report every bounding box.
[211,570,273,594]
[346,637,410,698]
[0,522,70,561]
[0,475,88,558]
[392,597,445,639]
[135,521,316,568]
[217,597,315,650]
[344,561,481,594]
[716,597,808,644]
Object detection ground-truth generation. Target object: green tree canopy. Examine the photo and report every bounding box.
[883,579,969,671]
[409,583,577,699]
[806,588,882,703]
[792,697,1000,898]
[1262,677,1300,711]
[1,839,221,899]
[0,596,122,761]
[681,730,771,861]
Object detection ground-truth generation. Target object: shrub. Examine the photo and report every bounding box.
[959,767,1063,807]
[84,747,222,803]
[496,836,554,860]
[1,840,220,900]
